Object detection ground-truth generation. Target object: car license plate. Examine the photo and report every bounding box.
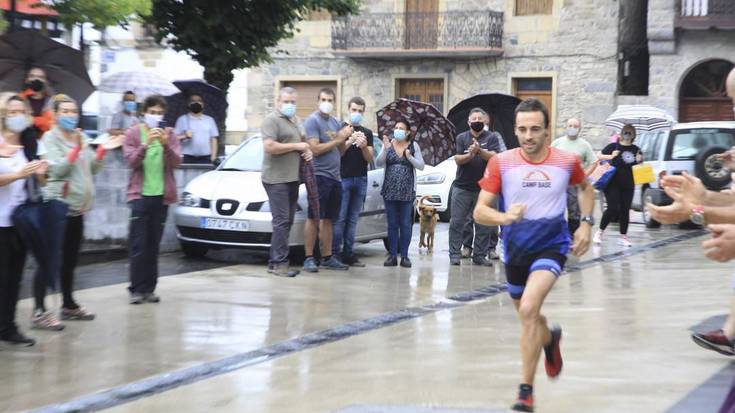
[200,218,249,232]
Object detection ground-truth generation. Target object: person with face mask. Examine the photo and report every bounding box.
[19,66,55,135]
[108,91,139,136]
[122,95,181,304]
[551,118,598,234]
[174,93,219,164]
[38,94,108,327]
[376,119,425,268]
[301,88,354,273]
[449,108,504,267]
[261,87,312,278]
[594,123,643,247]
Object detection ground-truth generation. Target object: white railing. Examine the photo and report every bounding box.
[682,0,708,16]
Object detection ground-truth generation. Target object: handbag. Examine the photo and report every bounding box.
[633,164,656,185]
[590,161,617,190]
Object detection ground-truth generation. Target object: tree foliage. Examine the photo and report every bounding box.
[44,0,151,29]
[145,0,360,93]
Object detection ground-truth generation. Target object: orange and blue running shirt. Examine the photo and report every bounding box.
[478,147,586,265]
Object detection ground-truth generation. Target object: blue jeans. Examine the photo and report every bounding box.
[332,176,367,257]
[384,199,414,258]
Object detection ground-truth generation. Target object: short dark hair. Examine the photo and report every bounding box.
[123,91,136,100]
[348,96,365,109]
[143,94,167,112]
[515,98,549,128]
[317,87,335,100]
[468,107,488,118]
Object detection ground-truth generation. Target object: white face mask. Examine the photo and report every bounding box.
[5,115,29,133]
[566,127,579,137]
[319,101,333,115]
[144,113,163,129]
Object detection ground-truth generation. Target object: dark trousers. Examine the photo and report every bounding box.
[128,196,168,294]
[263,181,299,265]
[34,214,85,310]
[449,187,494,260]
[183,154,211,164]
[385,199,414,258]
[600,184,634,235]
[0,227,27,337]
[333,176,368,257]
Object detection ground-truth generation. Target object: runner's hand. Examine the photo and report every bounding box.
[571,224,592,257]
[19,160,41,177]
[703,224,735,262]
[504,204,526,224]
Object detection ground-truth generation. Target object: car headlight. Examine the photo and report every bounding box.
[180,191,202,207]
[417,172,446,185]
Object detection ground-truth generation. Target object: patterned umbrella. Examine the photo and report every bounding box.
[164,79,228,126]
[604,105,676,134]
[376,99,456,166]
[98,71,178,97]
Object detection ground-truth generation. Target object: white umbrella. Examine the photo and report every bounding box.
[98,71,178,97]
[604,105,676,133]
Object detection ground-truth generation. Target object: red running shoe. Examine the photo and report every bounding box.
[544,324,563,378]
[511,393,534,412]
[691,329,735,356]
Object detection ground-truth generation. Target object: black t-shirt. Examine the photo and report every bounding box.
[340,124,374,178]
[453,130,504,192]
[601,142,641,188]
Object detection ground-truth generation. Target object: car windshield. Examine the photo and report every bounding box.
[669,128,735,160]
[219,137,264,171]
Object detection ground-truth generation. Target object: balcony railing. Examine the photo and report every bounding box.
[331,11,503,59]
[677,0,735,29]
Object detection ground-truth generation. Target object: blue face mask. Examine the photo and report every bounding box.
[350,112,363,125]
[58,115,79,131]
[124,101,137,113]
[280,103,297,118]
[393,129,407,141]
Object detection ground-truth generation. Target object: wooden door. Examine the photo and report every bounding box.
[280,80,338,120]
[680,97,735,122]
[398,78,444,113]
[513,78,554,143]
[405,0,438,49]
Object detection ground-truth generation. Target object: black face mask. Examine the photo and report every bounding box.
[26,79,44,92]
[189,102,203,114]
[470,121,485,132]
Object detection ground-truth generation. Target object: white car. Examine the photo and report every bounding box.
[416,157,457,222]
[174,136,388,259]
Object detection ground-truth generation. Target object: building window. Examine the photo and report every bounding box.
[397,78,444,113]
[279,80,339,119]
[515,0,553,16]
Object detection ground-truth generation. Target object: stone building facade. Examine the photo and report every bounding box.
[246,0,735,149]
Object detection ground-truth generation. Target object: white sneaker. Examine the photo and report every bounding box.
[593,230,603,244]
[618,235,632,247]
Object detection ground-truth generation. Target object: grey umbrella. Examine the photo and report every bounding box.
[0,30,94,104]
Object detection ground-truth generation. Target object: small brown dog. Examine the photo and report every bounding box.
[417,195,439,253]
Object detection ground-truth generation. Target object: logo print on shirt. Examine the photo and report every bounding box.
[622,151,636,164]
[522,170,552,188]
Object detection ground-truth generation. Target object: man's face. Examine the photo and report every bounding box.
[566,118,581,130]
[318,92,334,105]
[279,93,297,109]
[189,95,204,107]
[7,100,27,117]
[145,105,165,116]
[468,111,484,125]
[26,68,46,83]
[515,111,548,156]
[348,102,364,115]
[123,94,136,103]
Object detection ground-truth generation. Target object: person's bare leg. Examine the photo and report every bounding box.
[319,219,333,257]
[304,219,318,256]
[722,297,735,339]
[517,271,556,385]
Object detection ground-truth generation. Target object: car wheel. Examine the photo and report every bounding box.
[641,188,661,229]
[695,145,731,189]
[438,188,452,223]
[181,241,209,258]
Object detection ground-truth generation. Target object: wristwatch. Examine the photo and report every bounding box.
[690,205,706,226]
[581,215,595,226]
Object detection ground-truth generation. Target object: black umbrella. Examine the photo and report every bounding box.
[0,30,94,104]
[164,79,228,127]
[447,93,522,149]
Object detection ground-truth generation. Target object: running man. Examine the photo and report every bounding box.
[473,98,595,412]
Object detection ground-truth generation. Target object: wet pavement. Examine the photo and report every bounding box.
[2,220,734,413]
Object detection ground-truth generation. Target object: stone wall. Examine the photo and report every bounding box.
[246,0,619,148]
[84,149,212,252]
